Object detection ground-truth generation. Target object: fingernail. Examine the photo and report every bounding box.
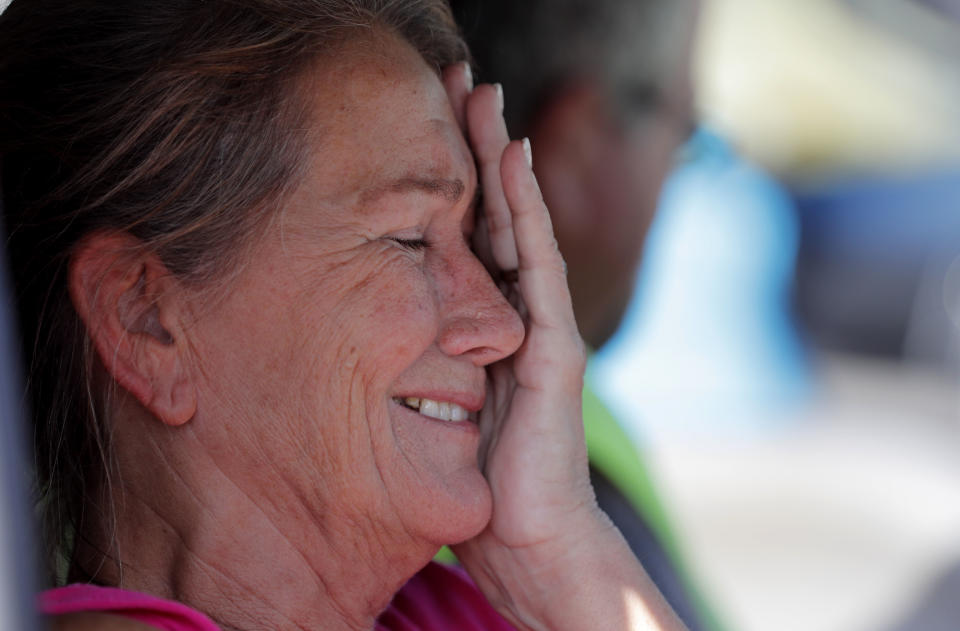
[464,63,474,92]
[522,137,533,168]
[494,83,504,112]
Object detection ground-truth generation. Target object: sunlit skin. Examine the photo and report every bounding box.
[86,32,522,629]
[66,27,688,631]
[184,32,523,554]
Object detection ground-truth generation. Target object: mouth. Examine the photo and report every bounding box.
[392,396,477,424]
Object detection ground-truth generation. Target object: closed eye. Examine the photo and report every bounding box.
[390,237,429,251]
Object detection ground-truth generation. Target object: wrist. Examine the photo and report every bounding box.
[458,510,687,631]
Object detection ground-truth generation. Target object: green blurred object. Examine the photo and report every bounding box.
[582,379,726,631]
[433,544,457,565]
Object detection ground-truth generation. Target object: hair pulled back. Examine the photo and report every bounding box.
[0,0,466,581]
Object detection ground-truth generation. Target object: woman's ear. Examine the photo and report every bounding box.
[68,231,197,426]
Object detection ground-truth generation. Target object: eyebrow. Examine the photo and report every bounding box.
[361,176,466,206]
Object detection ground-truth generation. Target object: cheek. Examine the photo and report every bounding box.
[295,262,441,488]
[271,255,442,461]
[304,259,439,374]
[194,249,438,434]
[198,256,443,498]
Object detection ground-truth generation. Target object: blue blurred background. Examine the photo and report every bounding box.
[590,1,960,630]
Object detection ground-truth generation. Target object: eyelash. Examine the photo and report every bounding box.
[391,237,429,251]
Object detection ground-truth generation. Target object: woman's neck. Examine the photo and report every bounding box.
[75,429,436,631]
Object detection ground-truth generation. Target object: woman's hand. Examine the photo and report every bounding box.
[441,64,687,631]
[443,63,596,553]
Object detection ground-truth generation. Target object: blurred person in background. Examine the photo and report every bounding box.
[449,2,721,630]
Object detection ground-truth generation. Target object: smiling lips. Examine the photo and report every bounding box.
[396,397,471,422]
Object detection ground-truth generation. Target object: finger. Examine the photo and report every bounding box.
[466,83,518,273]
[500,139,577,333]
[471,213,498,275]
[441,62,472,132]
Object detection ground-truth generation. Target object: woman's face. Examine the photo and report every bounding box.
[185,33,524,549]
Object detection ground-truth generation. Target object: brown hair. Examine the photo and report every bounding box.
[0,0,467,582]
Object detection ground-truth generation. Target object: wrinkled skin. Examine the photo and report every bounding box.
[63,28,683,631]
[179,30,598,627]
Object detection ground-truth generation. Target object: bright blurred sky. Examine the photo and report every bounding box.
[695,0,960,176]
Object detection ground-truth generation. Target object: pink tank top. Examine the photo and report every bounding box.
[38,561,517,631]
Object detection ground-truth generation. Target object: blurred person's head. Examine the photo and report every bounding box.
[451,0,700,348]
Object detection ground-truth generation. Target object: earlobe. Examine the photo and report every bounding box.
[69,232,197,427]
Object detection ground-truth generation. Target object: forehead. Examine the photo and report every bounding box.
[293,30,474,208]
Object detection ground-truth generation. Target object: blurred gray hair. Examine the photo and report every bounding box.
[451,0,698,133]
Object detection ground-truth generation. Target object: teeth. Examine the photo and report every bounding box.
[398,397,469,422]
[420,398,440,418]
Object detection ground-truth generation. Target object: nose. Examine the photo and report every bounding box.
[433,246,524,365]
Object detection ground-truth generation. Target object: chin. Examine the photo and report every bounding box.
[414,468,493,546]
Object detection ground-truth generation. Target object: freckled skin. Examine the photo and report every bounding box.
[181,30,523,571]
[62,26,686,631]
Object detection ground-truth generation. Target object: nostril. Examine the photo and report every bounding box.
[436,299,525,365]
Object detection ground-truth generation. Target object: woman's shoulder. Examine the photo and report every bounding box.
[377,562,517,631]
[41,565,516,631]
[39,584,221,631]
